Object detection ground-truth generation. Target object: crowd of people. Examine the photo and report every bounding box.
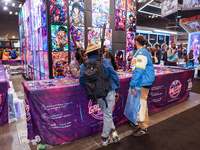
[147,42,198,67]
[0,48,19,60]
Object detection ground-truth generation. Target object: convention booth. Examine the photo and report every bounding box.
[19,0,196,145]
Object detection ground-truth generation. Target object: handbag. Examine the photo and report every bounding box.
[137,99,147,122]
[124,87,142,124]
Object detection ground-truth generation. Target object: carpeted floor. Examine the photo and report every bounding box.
[191,78,200,94]
[98,104,200,150]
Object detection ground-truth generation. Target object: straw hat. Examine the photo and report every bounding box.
[86,44,101,54]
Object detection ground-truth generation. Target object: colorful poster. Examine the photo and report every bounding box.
[189,33,200,63]
[49,0,68,25]
[35,30,39,50]
[43,52,49,79]
[38,28,43,50]
[126,50,133,71]
[104,29,112,50]
[69,1,84,26]
[182,0,200,11]
[42,26,48,51]
[127,11,136,32]
[115,0,126,10]
[127,0,136,12]
[115,50,125,70]
[161,0,178,18]
[88,27,101,45]
[52,51,69,77]
[126,32,135,51]
[70,26,85,51]
[41,0,47,27]
[92,0,110,14]
[92,13,110,28]
[92,0,110,28]
[51,25,68,51]
[40,51,44,73]
[115,9,126,31]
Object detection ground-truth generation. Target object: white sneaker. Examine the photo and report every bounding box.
[111,130,120,143]
[102,136,110,146]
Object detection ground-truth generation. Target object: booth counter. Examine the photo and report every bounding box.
[22,67,194,145]
[0,65,10,126]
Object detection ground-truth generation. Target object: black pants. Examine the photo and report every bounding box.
[167,61,177,66]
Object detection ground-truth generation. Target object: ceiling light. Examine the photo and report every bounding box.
[155,16,158,18]
[4,0,10,2]
[12,3,15,6]
[5,2,8,5]
[4,7,8,10]
[154,29,177,35]
[149,16,151,18]
[9,11,12,14]
[152,15,155,18]
[15,12,18,15]
[18,4,22,8]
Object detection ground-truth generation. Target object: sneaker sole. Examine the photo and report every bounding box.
[133,132,148,137]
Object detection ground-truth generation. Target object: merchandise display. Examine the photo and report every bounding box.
[161,0,178,18]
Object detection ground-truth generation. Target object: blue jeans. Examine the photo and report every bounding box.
[98,90,116,138]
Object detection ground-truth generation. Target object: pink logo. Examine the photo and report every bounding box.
[169,80,182,99]
[88,99,115,120]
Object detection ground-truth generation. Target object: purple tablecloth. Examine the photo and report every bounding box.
[0,65,10,126]
[2,60,23,66]
[22,67,194,145]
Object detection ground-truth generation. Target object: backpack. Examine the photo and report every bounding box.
[83,58,111,107]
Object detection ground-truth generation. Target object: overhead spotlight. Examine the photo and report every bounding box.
[12,3,15,6]
[155,16,158,18]
[152,15,155,18]
[4,7,8,10]
[15,12,18,15]
[18,4,22,8]
[149,16,151,18]
[4,0,10,2]
[5,2,8,5]
[9,11,12,14]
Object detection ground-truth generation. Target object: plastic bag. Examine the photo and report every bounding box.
[124,87,142,124]
[186,60,194,69]
[137,99,147,122]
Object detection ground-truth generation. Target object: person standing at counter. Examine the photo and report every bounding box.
[130,35,155,136]
[69,49,87,78]
[79,44,120,146]
[167,42,178,66]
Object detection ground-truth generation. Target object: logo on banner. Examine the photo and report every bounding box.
[0,94,2,105]
[88,99,116,120]
[25,94,31,121]
[169,80,182,99]
[187,78,193,89]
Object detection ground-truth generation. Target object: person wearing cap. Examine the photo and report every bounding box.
[79,44,120,146]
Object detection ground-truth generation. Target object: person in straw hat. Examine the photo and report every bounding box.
[79,44,120,146]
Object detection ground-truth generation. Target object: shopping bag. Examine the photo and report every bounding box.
[124,87,142,124]
[137,99,147,122]
[186,60,194,69]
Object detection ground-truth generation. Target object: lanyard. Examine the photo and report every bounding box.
[133,46,144,58]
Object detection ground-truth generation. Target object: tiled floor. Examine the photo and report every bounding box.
[0,75,200,150]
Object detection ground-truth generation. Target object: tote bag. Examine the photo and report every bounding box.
[137,99,147,122]
[124,87,142,124]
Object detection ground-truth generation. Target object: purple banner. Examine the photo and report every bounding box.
[22,75,130,145]
[2,60,23,66]
[22,67,194,145]
[0,65,9,126]
[148,67,194,113]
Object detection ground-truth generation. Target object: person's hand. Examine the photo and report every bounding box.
[115,93,119,102]
[174,49,178,54]
[131,89,137,96]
